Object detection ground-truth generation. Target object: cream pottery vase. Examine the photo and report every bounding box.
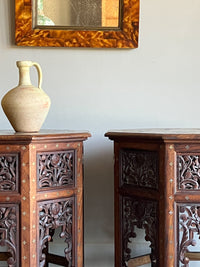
[1,61,51,132]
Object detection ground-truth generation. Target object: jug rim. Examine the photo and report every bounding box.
[16,61,33,67]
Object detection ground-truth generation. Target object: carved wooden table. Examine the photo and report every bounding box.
[0,130,90,267]
[105,129,200,267]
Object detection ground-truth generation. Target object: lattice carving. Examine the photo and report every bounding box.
[120,149,159,189]
[122,196,158,267]
[37,151,74,189]
[0,154,18,191]
[0,205,18,266]
[178,204,200,267]
[177,155,200,190]
[39,198,73,267]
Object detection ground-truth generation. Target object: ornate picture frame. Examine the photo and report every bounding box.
[15,0,139,48]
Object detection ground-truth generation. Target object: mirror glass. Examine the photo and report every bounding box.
[35,0,120,28]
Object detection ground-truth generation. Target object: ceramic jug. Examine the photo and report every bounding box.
[1,61,51,132]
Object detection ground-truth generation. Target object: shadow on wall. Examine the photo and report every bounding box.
[85,243,114,267]
[84,137,114,244]
[7,0,15,46]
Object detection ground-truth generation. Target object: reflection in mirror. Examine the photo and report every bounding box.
[127,228,151,267]
[36,0,119,28]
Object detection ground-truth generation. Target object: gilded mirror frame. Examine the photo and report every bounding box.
[15,0,139,48]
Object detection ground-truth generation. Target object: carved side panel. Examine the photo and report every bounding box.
[38,198,73,267]
[177,154,200,190]
[178,204,200,267]
[0,154,19,192]
[120,149,159,189]
[37,151,75,189]
[122,196,158,267]
[0,204,19,266]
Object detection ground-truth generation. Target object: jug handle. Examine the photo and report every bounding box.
[32,62,42,89]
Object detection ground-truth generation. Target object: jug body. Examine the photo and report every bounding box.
[1,61,51,132]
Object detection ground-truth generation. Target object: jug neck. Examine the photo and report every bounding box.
[18,66,32,86]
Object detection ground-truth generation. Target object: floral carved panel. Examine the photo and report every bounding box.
[37,151,75,189]
[122,196,158,267]
[0,154,19,192]
[0,204,19,266]
[178,204,200,267]
[120,149,159,189]
[39,198,73,267]
[177,155,200,190]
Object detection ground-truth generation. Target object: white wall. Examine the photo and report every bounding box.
[1,0,200,266]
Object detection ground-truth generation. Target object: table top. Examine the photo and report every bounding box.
[105,128,200,141]
[0,130,91,142]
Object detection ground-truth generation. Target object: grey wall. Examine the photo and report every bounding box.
[1,0,200,266]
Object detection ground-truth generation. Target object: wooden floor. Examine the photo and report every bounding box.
[128,254,151,267]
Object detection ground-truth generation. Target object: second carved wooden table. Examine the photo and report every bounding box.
[105,129,200,267]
